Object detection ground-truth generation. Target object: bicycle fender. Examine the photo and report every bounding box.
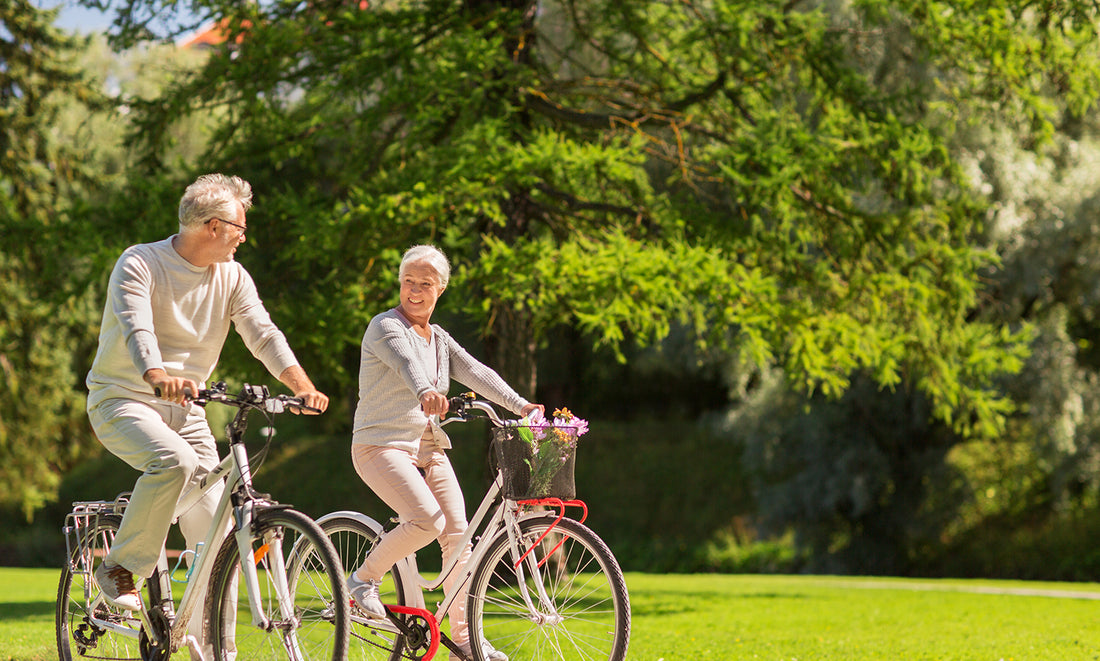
[315,510,385,536]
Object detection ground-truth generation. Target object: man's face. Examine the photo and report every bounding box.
[213,203,247,263]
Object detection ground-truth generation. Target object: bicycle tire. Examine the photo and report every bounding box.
[205,507,350,661]
[467,514,631,661]
[56,513,147,661]
[317,515,412,661]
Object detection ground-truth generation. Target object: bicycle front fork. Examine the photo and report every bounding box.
[505,521,561,620]
[233,499,273,630]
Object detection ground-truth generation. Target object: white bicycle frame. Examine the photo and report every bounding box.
[81,438,295,658]
[319,470,562,631]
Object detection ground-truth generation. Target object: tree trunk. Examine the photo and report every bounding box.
[484,301,539,400]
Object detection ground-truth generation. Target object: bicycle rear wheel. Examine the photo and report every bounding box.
[317,515,410,661]
[467,514,630,661]
[56,514,145,661]
[205,507,349,661]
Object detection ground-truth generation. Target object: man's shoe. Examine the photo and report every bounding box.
[94,561,142,611]
[346,572,386,619]
[450,639,508,661]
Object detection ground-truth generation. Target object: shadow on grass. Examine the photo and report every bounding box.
[630,590,812,617]
[0,601,55,621]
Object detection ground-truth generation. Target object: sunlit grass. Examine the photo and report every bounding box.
[8,568,1100,660]
[627,573,1100,660]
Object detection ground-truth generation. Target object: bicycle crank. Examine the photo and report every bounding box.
[385,605,440,660]
[138,608,172,661]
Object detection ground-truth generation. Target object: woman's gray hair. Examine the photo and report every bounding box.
[178,174,253,231]
[399,244,450,289]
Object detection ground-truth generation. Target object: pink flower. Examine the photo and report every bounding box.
[551,407,589,437]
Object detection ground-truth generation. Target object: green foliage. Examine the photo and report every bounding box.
[85,0,1058,443]
[731,370,965,574]
[702,528,803,574]
[0,249,101,520]
[703,1,1100,568]
[58,0,1100,568]
[0,2,114,519]
[0,6,221,519]
[940,20,1100,523]
[462,230,777,362]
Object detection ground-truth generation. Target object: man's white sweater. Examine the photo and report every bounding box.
[86,236,299,410]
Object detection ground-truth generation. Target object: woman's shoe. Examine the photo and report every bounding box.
[450,639,508,661]
[346,572,386,619]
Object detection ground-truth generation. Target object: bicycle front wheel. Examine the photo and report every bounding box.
[467,514,631,661]
[205,507,350,661]
[56,514,145,661]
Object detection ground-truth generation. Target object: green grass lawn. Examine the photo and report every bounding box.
[7,567,1100,660]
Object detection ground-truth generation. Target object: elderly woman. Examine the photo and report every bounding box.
[348,244,542,661]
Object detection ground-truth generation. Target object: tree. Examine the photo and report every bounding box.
[84,0,1100,444]
[0,0,112,518]
[723,1,1100,571]
[963,96,1100,514]
[0,5,215,518]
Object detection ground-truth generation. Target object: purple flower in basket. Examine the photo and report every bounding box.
[530,407,588,444]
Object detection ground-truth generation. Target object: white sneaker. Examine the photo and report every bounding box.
[93,561,142,611]
[346,572,386,619]
[450,639,508,661]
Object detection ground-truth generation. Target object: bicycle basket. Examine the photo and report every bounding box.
[492,425,578,500]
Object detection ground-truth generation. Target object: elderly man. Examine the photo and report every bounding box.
[85,173,328,656]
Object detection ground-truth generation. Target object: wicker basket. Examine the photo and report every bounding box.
[492,425,578,500]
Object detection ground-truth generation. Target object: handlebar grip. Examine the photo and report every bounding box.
[287,399,323,414]
[153,387,196,399]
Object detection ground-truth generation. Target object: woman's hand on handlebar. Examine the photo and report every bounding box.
[520,403,545,421]
[420,390,449,417]
[144,368,199,406]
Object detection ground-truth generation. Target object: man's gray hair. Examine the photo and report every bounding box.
[399,244,451,289]
[178,174,253,230]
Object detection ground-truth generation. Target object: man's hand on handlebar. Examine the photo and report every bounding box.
[291,388,329,415]
[145,368,199,406]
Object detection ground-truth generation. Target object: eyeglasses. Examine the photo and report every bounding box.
[206,217,247,233]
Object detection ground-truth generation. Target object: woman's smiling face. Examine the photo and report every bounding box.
[399,261,444,325]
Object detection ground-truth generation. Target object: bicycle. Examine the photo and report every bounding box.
[57,382,351,661]
[303,392,631,661]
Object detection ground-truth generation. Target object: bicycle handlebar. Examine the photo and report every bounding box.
[442,392,508,427]
[156,382,322,414]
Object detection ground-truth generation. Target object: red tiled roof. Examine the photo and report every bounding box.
[179,3,369,49]
[178,18,249,49]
